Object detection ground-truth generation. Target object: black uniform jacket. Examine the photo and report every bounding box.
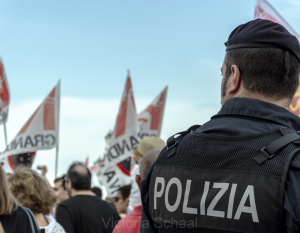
[141,97,300,233]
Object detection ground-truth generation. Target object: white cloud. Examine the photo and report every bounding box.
[287,0,300,6]
[2,96,219,186]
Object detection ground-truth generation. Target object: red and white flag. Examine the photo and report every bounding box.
[138,86,168,138]
[0,81,60,159]
[0,58,10,124]
[254,0,300,116]
[94,133,131,197]
[254,0,300,41]
[1,152,36,173]
[105,71,139,167]
[97,159,131,197]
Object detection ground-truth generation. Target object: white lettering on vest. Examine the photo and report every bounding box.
[234,185,259,222]
[207,182,229,218]
[165,178,182,212]
[154,177,165,209]
[227,183,237,219]
[152,178,259,223]
[183,180,197,214]
[200,181,210,215]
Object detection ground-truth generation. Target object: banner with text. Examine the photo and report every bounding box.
[0,58,10,124]
[0,81,60,158]
[97,159,132,198]
[93,134,132,197]
[105,72,139,167]
[138,86,168,138]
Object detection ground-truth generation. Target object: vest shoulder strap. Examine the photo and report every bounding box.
[166,124,201,158]
[254,129,300,164]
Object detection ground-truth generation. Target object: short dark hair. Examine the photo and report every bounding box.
[54,174,65,184]
[118,185,131,199]
[54,174,66,190]
[91,187,102,198]
[224,48,300,101]
[66,162,91,191]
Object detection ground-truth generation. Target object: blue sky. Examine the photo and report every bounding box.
[0,0,300,184]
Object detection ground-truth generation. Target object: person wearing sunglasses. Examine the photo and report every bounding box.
[114,185,131,218]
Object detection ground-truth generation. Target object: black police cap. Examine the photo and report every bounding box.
[225,19,300,62]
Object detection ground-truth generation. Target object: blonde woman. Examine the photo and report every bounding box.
[8,167,65,233]
[0,164,40,233]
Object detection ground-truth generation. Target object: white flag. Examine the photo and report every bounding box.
[138,86,168,138]
[105,72,139,167]
[254,0,300,41]
[97,158,132,198]
[0,81,60,159]
[0,58,10,124]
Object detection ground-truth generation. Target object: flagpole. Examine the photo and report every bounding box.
[3,123,7,147]
[55,80,61,178]
[55,145,59,178]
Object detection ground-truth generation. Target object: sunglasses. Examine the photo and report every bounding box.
[115,197,123,203]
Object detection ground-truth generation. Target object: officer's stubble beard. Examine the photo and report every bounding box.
[221,75,229,104]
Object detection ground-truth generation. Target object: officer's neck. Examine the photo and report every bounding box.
[233,92,290,109]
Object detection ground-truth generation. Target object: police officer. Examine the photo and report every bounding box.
[140,19,300,233]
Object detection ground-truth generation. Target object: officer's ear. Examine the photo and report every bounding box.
[135,174,142,192]
[227,65,241,94]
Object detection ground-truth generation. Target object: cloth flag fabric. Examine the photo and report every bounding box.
[94,134,131,197]
[0,58,10,124]
[138,86,168,138]
[105,72,139,168]
[254,0,300,117]
[254,0,300,41]
[1,152,36,173]
[289,87,300,117]
[0,81,60,159]
[97,158,132,197]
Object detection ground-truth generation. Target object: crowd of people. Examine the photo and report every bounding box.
[0,136,164,233]
[1,18,300,233]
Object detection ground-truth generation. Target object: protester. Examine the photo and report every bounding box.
[114,185,131,218]
[56,162,120,233]
[0,164,40,233]
[113,147,162,233]
[7,167,65,233]
[37,165,48,178]
[91,186,102,198]
[128,137,165,213]
[140,19,300,232]
[53,175,69,204]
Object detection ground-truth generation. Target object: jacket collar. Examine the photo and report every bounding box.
[130,205,142,216]
[212,97,300,130]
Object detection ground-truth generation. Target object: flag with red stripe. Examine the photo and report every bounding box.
[138,86,168,138]
[0,58,10,124]
[105,71,139,167]
[254,0,300,41]
[0,81,60,158]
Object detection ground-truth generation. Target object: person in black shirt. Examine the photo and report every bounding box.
[56,162,120,233]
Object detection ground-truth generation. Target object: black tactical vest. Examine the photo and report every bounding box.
[144,126,300,233]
